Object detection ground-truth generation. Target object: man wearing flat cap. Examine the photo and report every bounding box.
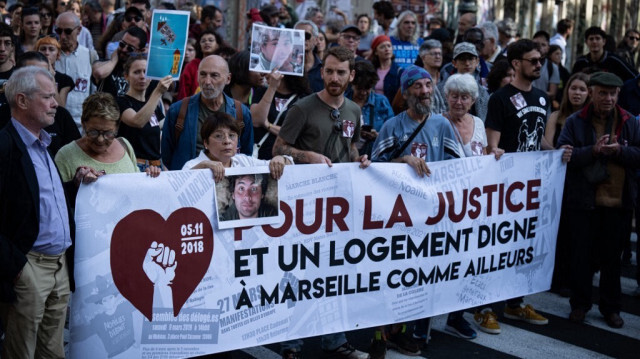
[557,72,640,329]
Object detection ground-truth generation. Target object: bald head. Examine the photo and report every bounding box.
[198,55,230,100]
[458,13,477,35]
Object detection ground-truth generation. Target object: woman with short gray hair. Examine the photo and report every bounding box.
[443,73,487,157]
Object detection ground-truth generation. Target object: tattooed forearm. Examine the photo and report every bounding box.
[273,137,307,163]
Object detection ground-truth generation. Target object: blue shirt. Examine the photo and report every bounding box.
[371,112,462,162]
[390,37,424,69]
[11,118,71,255]
[347,92,394,132]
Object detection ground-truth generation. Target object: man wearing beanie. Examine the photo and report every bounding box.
[368,64,461,357]
[372,65,461,170]
[557,72,640,329]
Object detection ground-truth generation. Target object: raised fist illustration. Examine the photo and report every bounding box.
[143,241,177,309]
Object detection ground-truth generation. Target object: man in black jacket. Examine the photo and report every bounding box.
[0,66,99,358]
[557,72,640,328]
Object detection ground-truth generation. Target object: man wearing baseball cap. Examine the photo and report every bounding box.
[337,25,367,62]
[439,42,490,120]
[557,72,640,328]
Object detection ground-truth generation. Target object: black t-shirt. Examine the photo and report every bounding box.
[252,86,302,160]
[0,68,13,87]
[99,62,159,99]
[55,71,74,93]
[116,95,164,160]
[485,84,548,153]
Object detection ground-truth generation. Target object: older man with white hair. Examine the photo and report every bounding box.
[55,11,99,131]
[390,10,423,69]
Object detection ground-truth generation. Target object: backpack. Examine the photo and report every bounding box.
[174,96,244,145]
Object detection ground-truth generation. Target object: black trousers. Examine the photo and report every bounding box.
[567,207,631,315]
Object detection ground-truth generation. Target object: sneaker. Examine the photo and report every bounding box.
[282,349,302,359]
[473,309,501,334]
[367,339,386,359]
[387,332,421,356]
[323,342,368,359]
[445,315,477,339]
[504,304,549,325]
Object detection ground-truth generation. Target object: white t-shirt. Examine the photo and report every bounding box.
[451,115,488,157]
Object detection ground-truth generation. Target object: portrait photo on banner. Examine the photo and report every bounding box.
[215,166,281,229]
[249,23,305,76]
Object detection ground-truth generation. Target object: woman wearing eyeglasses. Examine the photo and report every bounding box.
[182,111,292,182]
[55,92,160,182]
[116,55,173,172]
[38,4,55,36]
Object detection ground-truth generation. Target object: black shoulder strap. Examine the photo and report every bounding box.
[391,115,428,159]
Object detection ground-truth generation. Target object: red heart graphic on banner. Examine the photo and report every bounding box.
[110,208,213,321]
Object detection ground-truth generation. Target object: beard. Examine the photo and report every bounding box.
[407,94,431,116]
[200,84,223,99]
[324,80,349,97]
[522,69,541,82]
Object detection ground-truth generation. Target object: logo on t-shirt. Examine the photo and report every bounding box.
[517,117,545,152]
[510,92,527,110]
[75,78,88,93]
[342,120,355,138]
[150,113,159,127]
[471,141,483,156]
[411,142,427,159]
[539,97,546,107]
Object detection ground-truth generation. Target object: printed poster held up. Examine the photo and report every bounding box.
[249,23,305,77]
[146,10,190,80]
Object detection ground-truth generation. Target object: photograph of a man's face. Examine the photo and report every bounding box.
[216,168,280,229]
[249,23,305,76]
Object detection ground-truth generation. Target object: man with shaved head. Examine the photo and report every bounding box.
[162,55,254,170]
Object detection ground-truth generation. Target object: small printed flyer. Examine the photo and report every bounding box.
[147,9,190,80]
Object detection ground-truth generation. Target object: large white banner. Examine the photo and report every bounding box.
[69,151,566,358]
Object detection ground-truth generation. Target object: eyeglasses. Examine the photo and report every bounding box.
[125,15,142,22]
[628,36,640,41]
[39,12,52,18]
[55,26,78,35]
[304,32,312,40]
[119,41,138,52]
[210,132,238,142]
[520,57,542,65]
[340,34,360,41]
[59,1,69,6]
[86,129,117,140]
[426,51,442,57]
[330,108,342,132]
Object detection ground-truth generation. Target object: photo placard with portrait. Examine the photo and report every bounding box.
[215,166,281,229]
[249,23,305,77]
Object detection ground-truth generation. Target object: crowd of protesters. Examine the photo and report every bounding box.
[1,1,639,359]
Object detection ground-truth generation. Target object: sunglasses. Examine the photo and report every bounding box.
[39,12,52,18]
[520,57,542,66]
[125,15,142,22]
[59,1,69,6]
[119,41,138,52]
[628,36,640,41]
[330,108,342,132]
[304,32,311,40]
[55,26,78,35]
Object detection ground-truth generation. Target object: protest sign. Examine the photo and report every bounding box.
[69,151,565,358]
[216,167,281,229]
[249,24,305,76]
[147,10,190,80]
